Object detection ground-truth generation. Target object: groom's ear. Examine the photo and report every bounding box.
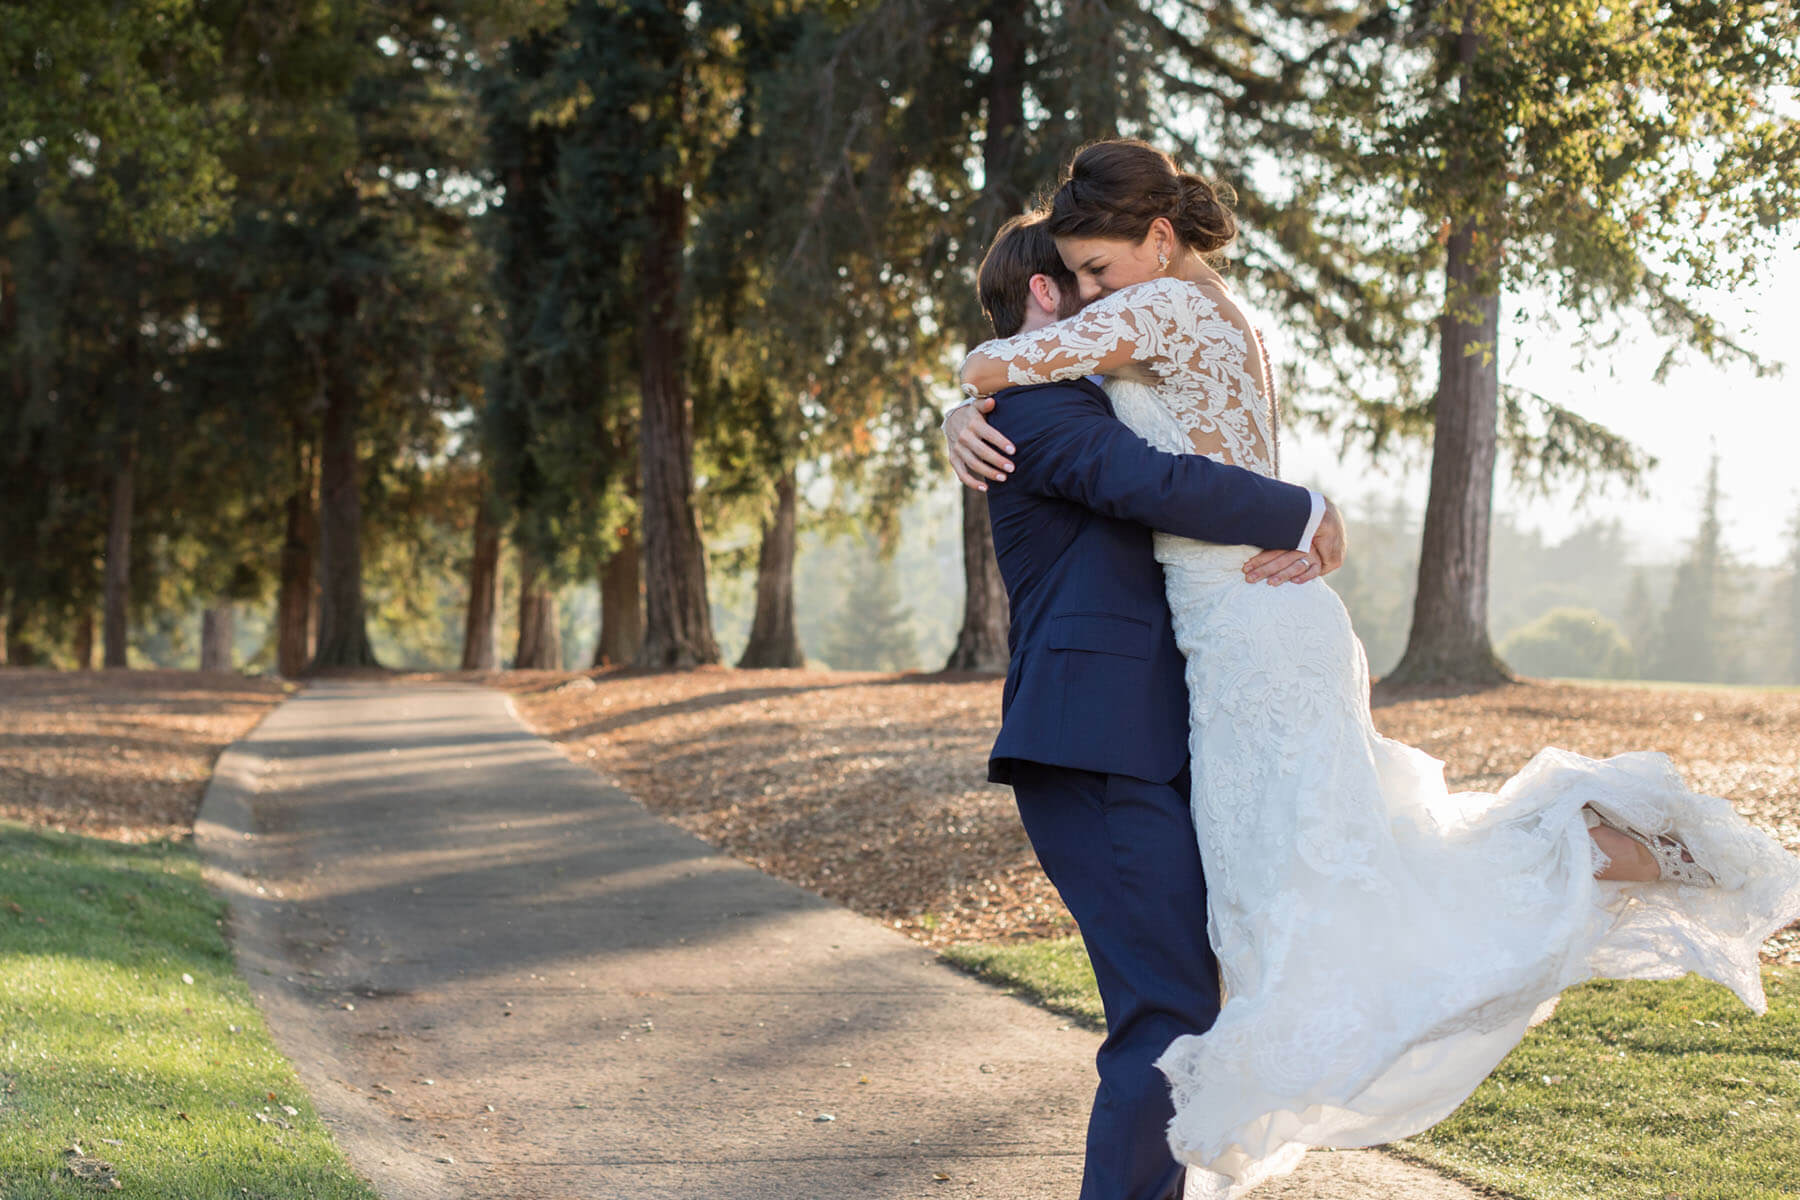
[1026,273,1061,317]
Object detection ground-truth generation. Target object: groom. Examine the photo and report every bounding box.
[943,212,1345,1200]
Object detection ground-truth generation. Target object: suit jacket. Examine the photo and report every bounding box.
[984,377,1312,785]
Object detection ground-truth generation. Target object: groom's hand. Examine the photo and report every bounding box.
[1311,496,1347,575]
[1242,497,1346,586]
[944,397,1015,492]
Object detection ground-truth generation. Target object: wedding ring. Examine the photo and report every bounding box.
[1298,557,1310,568]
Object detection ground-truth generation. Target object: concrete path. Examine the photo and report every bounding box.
[196,680,1489,1200]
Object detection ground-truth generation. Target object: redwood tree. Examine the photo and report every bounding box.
[461,487,502,671]
[735,470,802,668]
[309,268,379,669]
[514,548,561,670]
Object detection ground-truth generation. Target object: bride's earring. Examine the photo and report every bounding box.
[1158,249,1170,272]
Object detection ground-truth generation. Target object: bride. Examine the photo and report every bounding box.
[953,138,1800,1198]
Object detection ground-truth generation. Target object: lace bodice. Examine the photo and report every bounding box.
[969,276,1277,474]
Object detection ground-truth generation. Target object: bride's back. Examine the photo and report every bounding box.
[1112,276,1277,477]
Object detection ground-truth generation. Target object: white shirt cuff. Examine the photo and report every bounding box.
[1297,490,1326,552]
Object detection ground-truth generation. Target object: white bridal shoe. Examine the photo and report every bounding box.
[1584,800,1718,887]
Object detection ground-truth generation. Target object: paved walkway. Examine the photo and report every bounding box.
[196,680,1486,1200]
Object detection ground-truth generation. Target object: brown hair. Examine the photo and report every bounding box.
[977,211,1077,337]
[1048,139,1237,255]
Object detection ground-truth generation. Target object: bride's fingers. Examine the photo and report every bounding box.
[949,453,989,492]
[972,417,1014,457]
[959,431,1013,478]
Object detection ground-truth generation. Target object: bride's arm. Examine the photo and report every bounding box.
[959,277,1190,397]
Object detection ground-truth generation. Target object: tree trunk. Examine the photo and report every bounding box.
[1384,221,1510,686]
[945,0,1028,673]
[102,433,135,668]
[635,167,719,668]
[200,604,235,671]
[277,466,317,678]
[1385,13,1509,688]
[737,470,803,668]
[594,525,643,667]
[308,276,379,671]
[461,493,501,671]
[71,607,94,669]
[515,549,562,669]
[944,489,1010,670]
[4,601,32,667]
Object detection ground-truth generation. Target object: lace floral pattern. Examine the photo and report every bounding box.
[1095,381,1800,1200]
[972,276,1276,470]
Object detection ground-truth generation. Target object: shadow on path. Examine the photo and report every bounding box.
[196,679,1483,1200]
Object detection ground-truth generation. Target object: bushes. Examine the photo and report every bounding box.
[1500,607,1636,680]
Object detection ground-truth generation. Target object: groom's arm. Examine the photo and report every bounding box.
[986,381,1314,551]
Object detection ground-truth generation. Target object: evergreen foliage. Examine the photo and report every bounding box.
[0,0,234,240]
[1499,607,1636,681]
[1652,454,1729,682]
[4,1,1797,686]
[818,535,919,671]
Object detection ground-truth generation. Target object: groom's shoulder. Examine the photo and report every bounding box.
[989,378,1111,430]
[993,377,1107,404]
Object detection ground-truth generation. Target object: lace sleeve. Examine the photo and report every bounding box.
[961,277,1203,395]
[965,276,1276,470]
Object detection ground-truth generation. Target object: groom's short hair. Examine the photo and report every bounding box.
[978,211,1077,338]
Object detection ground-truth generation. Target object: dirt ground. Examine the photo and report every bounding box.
[496,668,1800,961]
[6,665,1797,963]
[0,668,289,842]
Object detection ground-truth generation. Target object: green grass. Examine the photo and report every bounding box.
[0,820,379,1200]
[944,936,1105,1029]
[947,935,1800,1200]
[1399,972,1800,1200]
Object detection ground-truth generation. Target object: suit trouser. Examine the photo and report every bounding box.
[1008,759,1219,1200]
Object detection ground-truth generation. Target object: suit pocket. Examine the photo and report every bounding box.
[1048,612,1152,660]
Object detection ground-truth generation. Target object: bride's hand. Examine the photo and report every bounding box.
[944,397,1014,492]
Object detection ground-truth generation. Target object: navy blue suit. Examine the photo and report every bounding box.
[981,377,1310,1200]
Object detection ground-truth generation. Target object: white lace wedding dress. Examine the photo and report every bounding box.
[975,275,1800,1198]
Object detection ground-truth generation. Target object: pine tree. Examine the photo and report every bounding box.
[1273,2,1795,684]
[1652,455,1726,682]
[819,536,918,672]
[1,0,234,240]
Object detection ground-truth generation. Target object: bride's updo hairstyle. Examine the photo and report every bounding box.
[1048,139,1237,255]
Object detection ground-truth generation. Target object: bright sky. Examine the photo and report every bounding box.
[1280,245,1800,569]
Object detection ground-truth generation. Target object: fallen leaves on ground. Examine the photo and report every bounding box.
[494,667,1060,947]
[6,665,1795,962]
[497,668,1800,961]
[0,668,289,842]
